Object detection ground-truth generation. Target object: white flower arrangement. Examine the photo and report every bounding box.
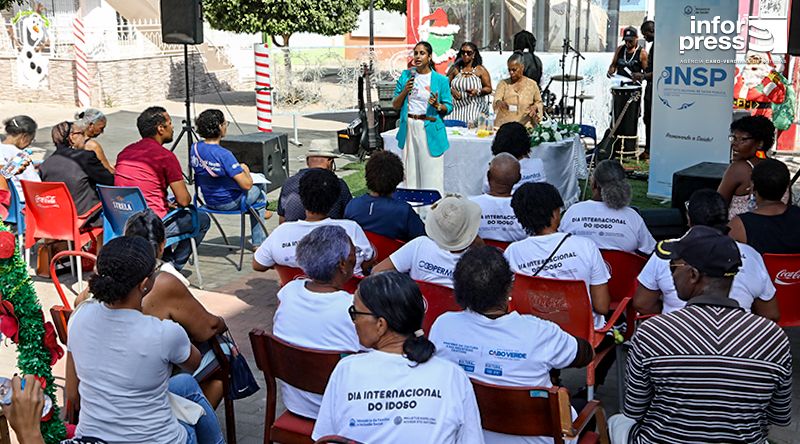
[529,119,580,147]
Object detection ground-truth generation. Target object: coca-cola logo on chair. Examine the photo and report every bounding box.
[774,269,800,286]
[34,194,59,209]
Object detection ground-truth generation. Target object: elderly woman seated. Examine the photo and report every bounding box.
[273,224,361,419]
[431,245,593,442]
[559,159,655,254]
[312,271,482,442]
[372,195,483,288]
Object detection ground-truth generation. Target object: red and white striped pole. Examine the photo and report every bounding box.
[72,16,90,108]
[254,44,273,132]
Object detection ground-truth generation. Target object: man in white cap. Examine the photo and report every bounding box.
[277,139,352,223]
[372,195,483,288]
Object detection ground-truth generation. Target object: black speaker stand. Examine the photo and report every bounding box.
[170,43,199,184]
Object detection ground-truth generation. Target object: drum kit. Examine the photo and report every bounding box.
[541,39,591,124]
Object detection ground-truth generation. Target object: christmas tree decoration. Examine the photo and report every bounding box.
[0,222,65,443]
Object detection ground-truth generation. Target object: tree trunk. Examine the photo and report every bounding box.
[272,33,294,99]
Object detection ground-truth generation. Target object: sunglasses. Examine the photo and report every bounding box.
[461,50,475,55]
[348,305,379,322]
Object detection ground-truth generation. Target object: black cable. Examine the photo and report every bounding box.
[192,46,245,135]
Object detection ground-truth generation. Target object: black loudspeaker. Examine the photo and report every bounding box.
[160,0,204,45]
[671,161,728,219]
[220,132,290,192]
[640,208,687,241]
[790,0,800,55]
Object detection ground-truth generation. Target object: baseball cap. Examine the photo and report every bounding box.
[623,27,638,41]
[425,195,482,251]
[655,226,741,277]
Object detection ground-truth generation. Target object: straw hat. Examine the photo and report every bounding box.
[425,195,482,251]
[306,139,341,158]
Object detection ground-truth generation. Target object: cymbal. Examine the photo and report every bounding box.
[551,74,584,82]
[575,94,594,100]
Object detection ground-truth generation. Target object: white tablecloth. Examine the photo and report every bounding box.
[382,128,588,206]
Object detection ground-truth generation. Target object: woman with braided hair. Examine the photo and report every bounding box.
[66,237,224,444]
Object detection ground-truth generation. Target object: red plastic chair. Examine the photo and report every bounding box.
[510,274,630,401]
[483,239,511,251]
[313,436,364,444]
[249,329,344,444]
[471,379,609,444]
[274,264,307,287]
[416,280,462,334]
[601,249,647,340]
[364,231,404,264]
[21,181,102,292]
[762,254,800,328]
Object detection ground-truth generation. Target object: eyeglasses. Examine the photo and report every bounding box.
[669,262,689,274]
[728,135,754,144]
[348,305,379,322]
[461,50,475,55]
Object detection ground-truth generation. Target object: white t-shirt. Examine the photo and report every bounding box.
[481,157,547,194]
[504,233,610,328]
[254,218,374,275]
[312,351,484,444]
[389,236,466,288]
[0,143,40,202]
[430,310,577,444]
[636,241,775,314]
[273,279,361,419]
[67,302,190,444]
[468,194,527,242]
[559,200,656,254]
[408,72,432,115]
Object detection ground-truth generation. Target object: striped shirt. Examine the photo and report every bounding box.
[625,294,792,443]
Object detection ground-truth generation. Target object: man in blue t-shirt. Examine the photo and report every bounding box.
[344,150,424,241]
[191,109,266,247]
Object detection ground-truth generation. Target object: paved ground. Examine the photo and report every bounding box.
[0,94,797,443]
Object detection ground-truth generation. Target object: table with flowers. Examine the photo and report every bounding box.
[381,120,588,206]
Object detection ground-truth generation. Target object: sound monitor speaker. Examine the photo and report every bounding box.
[160,0,204,45]
[790,0,800,55]
[220,132,290,192]
[671,161,728,219]
[639,208,687,241]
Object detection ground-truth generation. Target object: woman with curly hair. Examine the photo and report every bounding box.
[718,115,788,220]
[344,151,424,241]
[190,108,266,247]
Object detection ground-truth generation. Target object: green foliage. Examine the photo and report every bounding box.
[0,0,25,10]
[203,0,407,44]
[0,222,65,443]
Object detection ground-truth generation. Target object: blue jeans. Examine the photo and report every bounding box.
[163,209,211,270]
[206,186,267,247]
[169,373,225,444]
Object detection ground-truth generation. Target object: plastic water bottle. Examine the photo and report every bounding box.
[1,149,32,179]
[0,376,54,419]
[487,110,496,130]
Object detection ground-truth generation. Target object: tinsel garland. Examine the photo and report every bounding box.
[0,222,65,443]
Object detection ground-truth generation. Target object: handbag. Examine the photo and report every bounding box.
[224,331,260,400]
[531,233,571,277]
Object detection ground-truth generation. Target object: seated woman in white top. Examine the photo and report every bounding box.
[431,246,593,443]
[481,122,547,194]
[373,195,483,288]
[559,160,655,254]
[273,224,361,419]
[634,189,779,321]
[0,115,40,202]
[66,237,224,444]
[312,271,484,443]
[253,168,375,274]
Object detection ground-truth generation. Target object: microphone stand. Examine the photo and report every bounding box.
[568,41,585,125]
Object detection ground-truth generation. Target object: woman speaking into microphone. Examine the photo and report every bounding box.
[392,41,453,193]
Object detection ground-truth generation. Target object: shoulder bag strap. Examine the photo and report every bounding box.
[192,142,220,178]
[531,233,572,277]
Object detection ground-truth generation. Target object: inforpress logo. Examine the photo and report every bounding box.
[679,15,747,54]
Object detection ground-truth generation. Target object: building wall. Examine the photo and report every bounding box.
[0,53,240,107]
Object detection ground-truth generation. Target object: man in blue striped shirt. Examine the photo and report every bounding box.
[609,226,792,443]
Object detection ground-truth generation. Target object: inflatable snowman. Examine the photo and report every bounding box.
[12,8,49,88]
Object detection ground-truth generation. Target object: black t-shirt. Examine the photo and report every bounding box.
[39,146,114,216]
